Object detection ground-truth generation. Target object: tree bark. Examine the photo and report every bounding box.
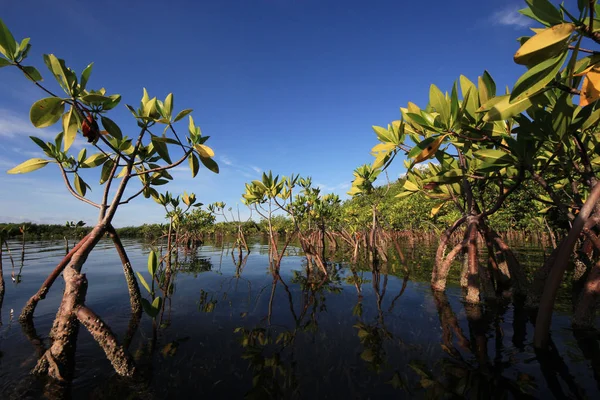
[74,305,136,377]
[20,232,92,322]
[107,225,142,317]
[535,181,600,349]
[465,219,481,304]
[572,259,600,328]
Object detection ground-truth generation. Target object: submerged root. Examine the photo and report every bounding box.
[75,305,136,377]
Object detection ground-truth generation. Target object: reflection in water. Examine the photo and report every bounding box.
[0,238,598,398]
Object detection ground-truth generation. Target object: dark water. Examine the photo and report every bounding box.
[0,238,599,399]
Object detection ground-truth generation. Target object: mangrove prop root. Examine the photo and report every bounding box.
[572,259,600,328]
[431,240,466,291]
[535,181,600,350]
[75,305,136,377]
[107,225,142,317]
[20,232,92,322]
[33,267,87,381]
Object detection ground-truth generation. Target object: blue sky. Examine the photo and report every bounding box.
[0,0,534,227]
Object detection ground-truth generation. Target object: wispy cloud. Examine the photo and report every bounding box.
[314,181,350,193]
[491,6,531,28]
[220,155,233,166]
[0,108,59,140]
[251,166,262,174]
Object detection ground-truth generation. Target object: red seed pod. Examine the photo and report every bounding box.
[81,114,99,143]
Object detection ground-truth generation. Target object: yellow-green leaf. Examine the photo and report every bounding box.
[148,250,158,276]
[482,94,534,122]
[195,144,214,158]
[74,173,86,197]
[403,180,419,191]
[430,201,446,217]
[429,84,449,127]
[7,158,50,174]
[30,97,64,128]
[82,153,107,168]
[514,23,574,66]
[188,153,199,178]
[510,51,566,103]
[62,107,78,152]
[136,271,151,293]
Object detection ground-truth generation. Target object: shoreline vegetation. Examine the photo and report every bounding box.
[0,177,565,241]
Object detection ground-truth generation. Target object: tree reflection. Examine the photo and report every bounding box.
[235,264,342,399]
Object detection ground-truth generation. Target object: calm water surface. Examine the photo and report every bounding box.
[0,238,598,399]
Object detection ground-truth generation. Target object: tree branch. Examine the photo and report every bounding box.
[58,163,101,208]
[130,149,193,177]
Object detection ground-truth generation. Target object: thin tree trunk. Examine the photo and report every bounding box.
[465,219,481,304]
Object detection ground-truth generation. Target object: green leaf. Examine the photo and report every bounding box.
[151,135,172,163]
[164,93,173,119]
[0,58,11,67]
[551,93,572,138]
[482,94,534,122]
[407,137,435,159]
[200,156,219,174]
[99,159,115,184]
[0,18,17,60]
[81,94,111,104]
[524,0,563,26]
[152,296,163,312]
[141,298,157,317]
[189,153,199,177]
[174,108,192,122]
[510,51,567,102]
[22,66,43,82]
[29,136,51,155]
[80,63,93,92]
[100,116,122,139]
[43,54,70,92]
[148,250,158,276]
[73,173,87,197]
[426,168,464,183]
[62,107,78,152]
[77,148,87,164]
[372,125,392,143]
[429,84,449,127]
[582,107,600,131]
[460,75,479,120]
[136,271,151,293]
[450,82,459,127]
[481,70,496,99]
[403,180,419,191]
[82,153,107,168]
[30,97,64,128]
[473,148,514,164]
[7,158,50,174]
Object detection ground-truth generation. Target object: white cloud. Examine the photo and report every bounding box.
[0,108,60,140]
[314,181,350,193]
[220,155,233,166]
[492,6,531,28]
[251,165,262,173]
